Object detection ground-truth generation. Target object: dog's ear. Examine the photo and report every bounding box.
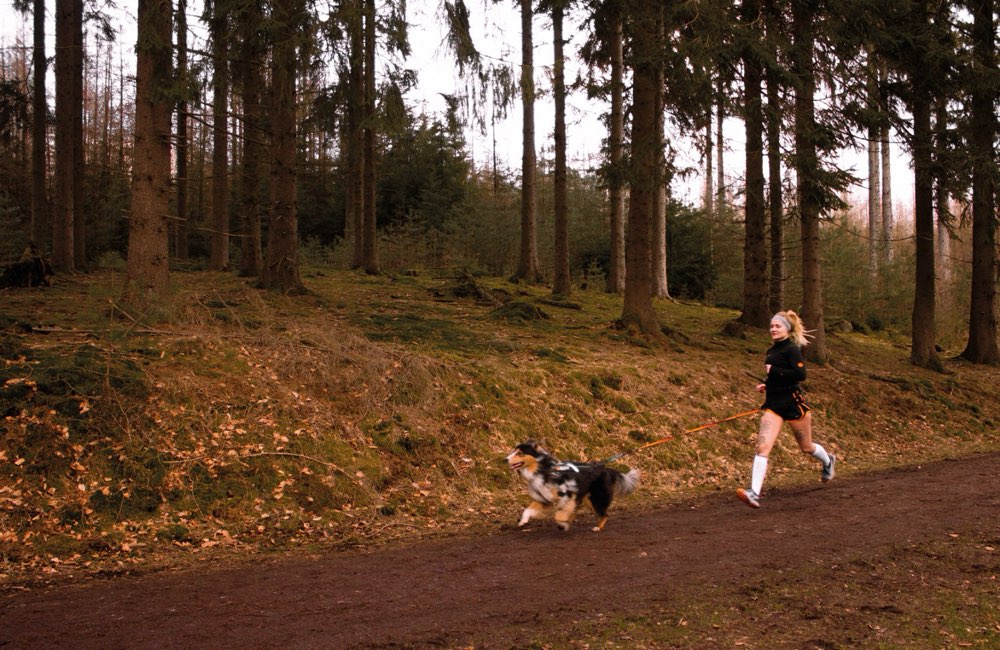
[511,440,532,454]
[517,439,545,456]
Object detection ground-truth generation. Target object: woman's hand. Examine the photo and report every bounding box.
[764,364,772,374]
[756,383,766,393]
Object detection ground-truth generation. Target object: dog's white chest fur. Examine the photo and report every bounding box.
[522,470,557,504]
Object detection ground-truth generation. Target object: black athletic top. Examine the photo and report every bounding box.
[764,337,806,397]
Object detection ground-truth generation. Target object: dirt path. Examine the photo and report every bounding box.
[2,452,999,649]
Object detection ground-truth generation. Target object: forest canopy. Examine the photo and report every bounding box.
[0,0,996,363]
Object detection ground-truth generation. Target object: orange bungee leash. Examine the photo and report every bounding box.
[598,408,761,464]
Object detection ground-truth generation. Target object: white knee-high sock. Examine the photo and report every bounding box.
[751,455,768,495]
[811,443,831,465]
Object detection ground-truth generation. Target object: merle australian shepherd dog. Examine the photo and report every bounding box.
[506,440,640,532]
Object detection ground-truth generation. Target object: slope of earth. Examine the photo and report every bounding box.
[2,452,998,649]
[2,267,1000,647]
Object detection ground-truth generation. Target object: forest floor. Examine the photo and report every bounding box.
[2,451,999,649]
[2,267,1000,648]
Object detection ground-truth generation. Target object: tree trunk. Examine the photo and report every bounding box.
[348,0,365,269]
[53,0,78,272]
[910,91,940,370]
[934,186,950,284]
[652,180,669,298]
[194,78,207,244]
[704,110,714,264]
[740,0,768,327]
[652,30,669,301]
[961,0,999,365]
[102,43,111,170]
[30,0,47,246]
[704,113,713,215]
[933,96,950,286]
[791,0,826,363]
[866,55,880,281]
[619,0,660,335]
[101,39,115,173]
[361,0,379,274]
[879,63,893,265]
[513,0,541,283]
[123,0,172,311]
[552,1,570,296]
[237,3,263,277]
[210,5,230,271]
[765,0,784,316]
[262,0,304,293]
[175,0,190,259]
[71,0,84,268]
[605,11,626,295]
[906,0,939,370]
[715,89,725,212]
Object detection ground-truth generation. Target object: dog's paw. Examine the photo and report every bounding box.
[590,525,602,532]
[556,522,570,531]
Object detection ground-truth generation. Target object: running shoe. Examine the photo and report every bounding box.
[736,487,760,509]
[822,454,837,482]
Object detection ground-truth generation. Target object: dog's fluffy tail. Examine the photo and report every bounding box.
[613,468,640,497]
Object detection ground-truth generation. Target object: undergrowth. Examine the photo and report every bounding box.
[1,267,998,585]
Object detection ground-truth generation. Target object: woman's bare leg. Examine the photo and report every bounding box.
[790,412,834,478]
[788,412,815,453]
[744,411,785,498]
[756,410,785,457]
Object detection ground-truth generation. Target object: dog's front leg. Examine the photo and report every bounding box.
[518,501,546,527]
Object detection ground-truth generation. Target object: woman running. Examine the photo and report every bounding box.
[737,310,836,508]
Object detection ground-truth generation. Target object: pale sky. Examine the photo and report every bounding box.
[0,0,911,211]
[404,2,912,209]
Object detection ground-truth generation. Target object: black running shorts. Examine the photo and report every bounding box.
[761,390,810,421]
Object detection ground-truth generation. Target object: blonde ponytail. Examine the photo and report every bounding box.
[780,310,813,348]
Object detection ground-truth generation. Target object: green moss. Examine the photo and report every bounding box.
[609,394,638,414]
[491,301,550,322]
[0,341,148,441]
[155,523,192,543]
[534,347,569,362]
[33,533,90,558]
[362,313,481,351]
